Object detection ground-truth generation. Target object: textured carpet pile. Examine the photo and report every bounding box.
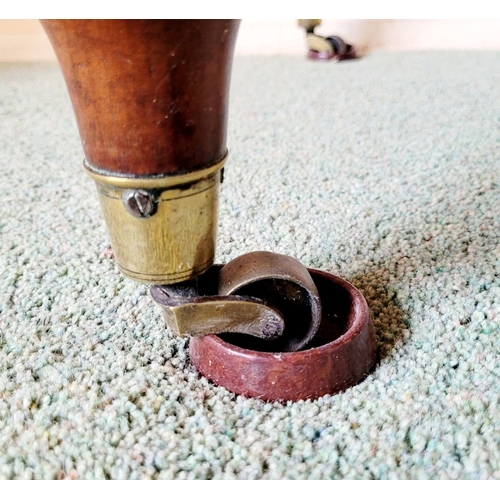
[0,52,499,479]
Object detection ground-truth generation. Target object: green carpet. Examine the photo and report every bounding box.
[0,52,499,479]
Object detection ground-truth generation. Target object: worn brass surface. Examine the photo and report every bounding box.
[306,33,334,54]
[88,158,226,284]
[219,252,322,352]
[298,19,322,31]
[84,154,227,189]
[151,252,322,352]
[151,283,285,340]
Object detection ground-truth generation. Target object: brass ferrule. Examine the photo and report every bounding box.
[297,19,322,31]
[84,154,227,285]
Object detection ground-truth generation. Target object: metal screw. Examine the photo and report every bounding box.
[122,189,156,218]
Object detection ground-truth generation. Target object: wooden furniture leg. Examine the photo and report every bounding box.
[41,20,240,284]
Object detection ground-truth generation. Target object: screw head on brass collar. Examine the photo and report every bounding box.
[122,189,157,218]
[84,154,227,284]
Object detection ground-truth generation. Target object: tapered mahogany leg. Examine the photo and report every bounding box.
[41,20,240,284]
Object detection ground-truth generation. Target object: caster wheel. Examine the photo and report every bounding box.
[326,35,347,56]
[306,34,358,62]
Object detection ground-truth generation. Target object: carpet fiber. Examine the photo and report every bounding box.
[0,52,499,479]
